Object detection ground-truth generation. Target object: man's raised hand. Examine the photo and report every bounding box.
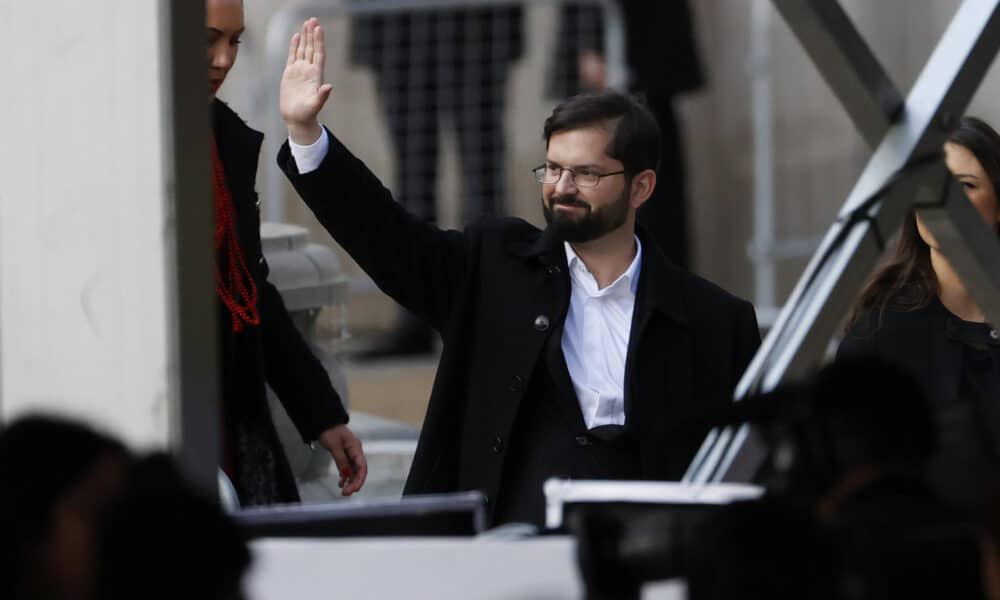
[280,18,332,145]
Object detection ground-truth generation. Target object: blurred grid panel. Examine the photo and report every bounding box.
[349,3,527,223]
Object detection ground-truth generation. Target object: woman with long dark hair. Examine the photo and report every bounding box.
[206,0,366,505]
[840,116,1000,515]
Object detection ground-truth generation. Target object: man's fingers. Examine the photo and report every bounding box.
[317,83,333,108]
[297,21,308,62]
[304,18,315,63]
[287,32,300,67]
[314,24,326,69]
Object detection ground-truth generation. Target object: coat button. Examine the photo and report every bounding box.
[492,436,504,454]
[533,315,550,332]
[546,265,561,275]
[258,256,265,265]
[509,375,524,392]
[990,328,999,340]
[575,435,591,447]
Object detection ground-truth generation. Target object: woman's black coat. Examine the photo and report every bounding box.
[213,100,348,506]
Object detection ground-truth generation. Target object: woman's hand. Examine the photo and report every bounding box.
[318,424,368,496]
[280,17,333,145]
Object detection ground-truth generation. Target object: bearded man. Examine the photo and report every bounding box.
[277,19,760,528]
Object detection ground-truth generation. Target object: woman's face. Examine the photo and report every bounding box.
[916,141,1000,249]
[207,0,244,99]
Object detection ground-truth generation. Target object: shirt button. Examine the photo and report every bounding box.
[509,375,524,392]
[575,435,591,447]
[492,436,504,454]
[533,315,550,332]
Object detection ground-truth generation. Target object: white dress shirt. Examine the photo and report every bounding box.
[290,129,641,429]
[562,238,641,429]
[288,129,330,174]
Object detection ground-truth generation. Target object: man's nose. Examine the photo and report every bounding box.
[554,170,578,194]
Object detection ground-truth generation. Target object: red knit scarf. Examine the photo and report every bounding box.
[212,137,260,332]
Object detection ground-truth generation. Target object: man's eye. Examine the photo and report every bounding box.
[578,170,598,178]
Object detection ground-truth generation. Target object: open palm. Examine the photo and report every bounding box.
[280,18,333,128]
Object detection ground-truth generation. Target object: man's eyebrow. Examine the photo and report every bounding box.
[545,160,600,169]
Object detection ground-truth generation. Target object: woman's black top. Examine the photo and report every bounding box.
[840,297,1000,515]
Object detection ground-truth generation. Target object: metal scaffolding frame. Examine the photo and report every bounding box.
[685,0,1000,485]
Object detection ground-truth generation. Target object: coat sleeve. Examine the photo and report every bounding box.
[278,129,470,333]
[259,274,349,443]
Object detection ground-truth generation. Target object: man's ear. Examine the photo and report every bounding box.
[629,169,656,209]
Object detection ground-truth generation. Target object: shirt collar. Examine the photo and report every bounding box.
[564,236,642,297]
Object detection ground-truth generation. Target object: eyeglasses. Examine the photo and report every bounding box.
[532,164,625,188]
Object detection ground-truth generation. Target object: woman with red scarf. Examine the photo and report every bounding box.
[207,0,366,505]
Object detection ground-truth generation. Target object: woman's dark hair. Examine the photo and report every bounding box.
[845,116,1000,328]
[543,90,661,176]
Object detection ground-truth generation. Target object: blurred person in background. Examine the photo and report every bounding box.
[96,453,252,600]
[552,0,704,270]
[841,116,1000,518]
[276,19,759,528]
[206,0,366,505]
[683,498,842,600]
[348,1,524,357]
[792,358,986,598]
[0,415,132,600]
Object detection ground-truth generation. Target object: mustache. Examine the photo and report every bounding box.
[550,195,590,208]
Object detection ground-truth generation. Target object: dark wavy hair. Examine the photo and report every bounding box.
[543,90,661,176]
[845,116,1000,329]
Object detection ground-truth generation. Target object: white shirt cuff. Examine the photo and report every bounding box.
[288,128,330,174]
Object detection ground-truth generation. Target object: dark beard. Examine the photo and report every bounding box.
[543,189,630,244]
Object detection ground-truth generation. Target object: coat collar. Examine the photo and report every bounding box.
[212,99,264,179]
[505,224,689,327]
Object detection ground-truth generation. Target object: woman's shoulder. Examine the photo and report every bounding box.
[212,99,264,142]
[839,301,943,358]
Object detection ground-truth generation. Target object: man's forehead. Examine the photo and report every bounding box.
[546,127,616,165]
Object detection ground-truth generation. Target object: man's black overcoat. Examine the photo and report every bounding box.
[213,101,348,506]
[279,131,760,512]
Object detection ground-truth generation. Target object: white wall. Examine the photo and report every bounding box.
[0,1,173,447]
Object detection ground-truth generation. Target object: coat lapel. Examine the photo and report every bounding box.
[212,99,264,228]
[505,227,590,430]
[625,232,694,476]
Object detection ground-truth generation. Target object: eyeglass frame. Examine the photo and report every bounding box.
[532,163,627,188]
